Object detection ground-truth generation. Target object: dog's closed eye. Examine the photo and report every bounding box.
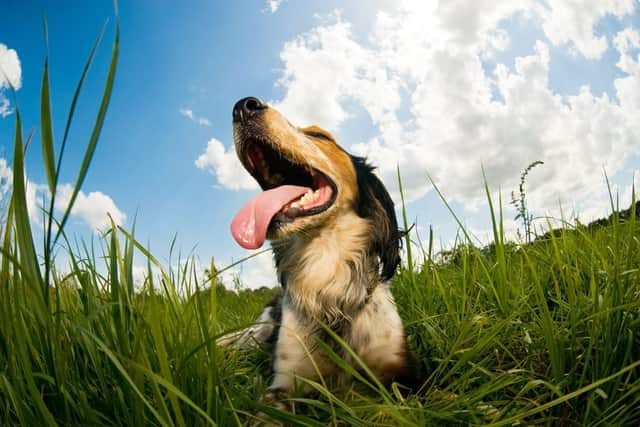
[301,126,336,143]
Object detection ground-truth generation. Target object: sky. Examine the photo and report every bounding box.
[1,0,639,289]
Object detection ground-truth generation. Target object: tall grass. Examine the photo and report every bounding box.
[1,20,639,426]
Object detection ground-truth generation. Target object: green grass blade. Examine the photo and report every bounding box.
[397,165,414,276]
[488,359,640,426]
[40,18,58,311]
[53,20,118,246]
[127,357,218,426]
[0,374,30,426]
[482,167,508,311]
[40,56,56,194]
[44,21,108,277]
[10,109,43,288]
[53,21,107,183]
[80,329,172,427]
[149,310,186,427]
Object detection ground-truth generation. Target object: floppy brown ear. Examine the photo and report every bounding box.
[351,156,401,281]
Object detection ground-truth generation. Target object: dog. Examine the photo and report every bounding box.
[223,96,415,409]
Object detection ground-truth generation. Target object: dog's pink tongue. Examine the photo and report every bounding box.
[231,185,309,249]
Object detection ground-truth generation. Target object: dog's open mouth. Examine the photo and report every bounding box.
[230,138,337,249]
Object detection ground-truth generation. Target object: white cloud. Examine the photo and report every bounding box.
[0,157,124,232]
[272,17,400,131]
[220,249,278,289]
[620,171,640,208]
[0,44,21,90]
[266,0,286,14]
[195,138,258,190]
[54,184,126,231]
[25,180,47,226]
[613,27,640,116]
[179,107,211,126]
[0,97,10,117]
[262,0,640,220]
[0,161,47,226]
[0,158,12,200]
[132,263,163,291]
[537,0,636,59]
[179,108,194,119]
[24,180,126,234]
[0,43,22,117]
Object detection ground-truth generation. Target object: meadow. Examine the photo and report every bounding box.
[1,22,639,426]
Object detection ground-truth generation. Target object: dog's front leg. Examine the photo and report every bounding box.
[262,300,334,411]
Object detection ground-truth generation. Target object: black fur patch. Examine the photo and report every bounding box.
[264,290,283,353]
[350,155,401,281]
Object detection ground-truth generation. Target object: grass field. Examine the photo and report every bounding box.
[1,23,639,426]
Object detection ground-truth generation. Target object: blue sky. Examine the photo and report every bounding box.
[1,0,639,288]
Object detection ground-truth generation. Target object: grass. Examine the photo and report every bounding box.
[1,21,640,426]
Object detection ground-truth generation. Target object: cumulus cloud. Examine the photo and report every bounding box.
[0,43,22,117]
[179,107,211,126]
[0,157,126,232]
[613,27,640,116]
[259,0,640,219]
[53,184,126,231]
[272,17,400,130]
[199,0,638,230]
[27,183,126,232]
[537,0,636,59]
[195,138,258,190]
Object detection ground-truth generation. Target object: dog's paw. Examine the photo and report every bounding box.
[249,388,292,426]
[261,387,291,411]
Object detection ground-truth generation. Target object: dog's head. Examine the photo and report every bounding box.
[230,97,400,280]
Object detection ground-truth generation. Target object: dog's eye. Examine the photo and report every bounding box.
[305,131,334,142]
[301,125,336,143]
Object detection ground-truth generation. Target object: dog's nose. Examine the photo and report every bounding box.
[232,97,267,123]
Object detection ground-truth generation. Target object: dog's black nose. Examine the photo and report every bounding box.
[233,97,267,123]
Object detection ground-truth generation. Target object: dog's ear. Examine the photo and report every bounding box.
[351,156,401,281]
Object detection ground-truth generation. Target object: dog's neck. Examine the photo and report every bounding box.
[272,210,379,323]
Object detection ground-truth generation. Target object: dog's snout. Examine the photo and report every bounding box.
[233,97,267,123]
